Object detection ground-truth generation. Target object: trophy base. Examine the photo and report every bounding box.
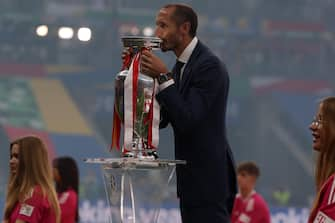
[122,151,158,160]
[122,147,159,160]
[85,158,186,223]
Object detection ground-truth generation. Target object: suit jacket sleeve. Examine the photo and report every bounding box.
[159,106,170,129]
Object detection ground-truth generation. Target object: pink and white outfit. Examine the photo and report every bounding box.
[231,191,271,223]
[9,186,56,223]
[58,188,78,223]
[309,174,335,223]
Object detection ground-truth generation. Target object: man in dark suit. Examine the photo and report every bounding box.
[139,3,237,223]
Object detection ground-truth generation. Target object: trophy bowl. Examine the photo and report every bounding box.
[114,70,154,123]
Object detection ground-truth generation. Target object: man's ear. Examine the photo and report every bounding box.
[180,21,191,35]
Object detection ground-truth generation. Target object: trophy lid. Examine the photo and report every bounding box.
[121,36,162,50]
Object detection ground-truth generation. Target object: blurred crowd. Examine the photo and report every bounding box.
[0,0,335,80]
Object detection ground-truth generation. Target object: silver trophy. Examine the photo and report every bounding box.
[113,36,162,159]
[87,37,186,223]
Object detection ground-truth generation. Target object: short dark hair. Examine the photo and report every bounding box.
[163,4,198,37]
[237,161,260,178]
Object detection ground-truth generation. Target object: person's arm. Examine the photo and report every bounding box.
[140,50,169,77]
[313,202,335,222]
[15,187,49,223]
[309,175,335,222]
[139,50,172,129]
[15,220,26,223]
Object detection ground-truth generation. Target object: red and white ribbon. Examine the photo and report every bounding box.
[123,53,140,151]
[148,79,160,148]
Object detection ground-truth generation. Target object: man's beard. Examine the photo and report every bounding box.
[160,42,170,52]
[161,46,168,52]
[160,39,178,52]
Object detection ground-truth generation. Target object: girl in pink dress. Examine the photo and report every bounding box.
[3,135,60,223]
[309,97,335,223]
[53,157,79,223]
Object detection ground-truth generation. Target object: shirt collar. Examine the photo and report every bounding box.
[237,190,256,200]
[178,36,198,64]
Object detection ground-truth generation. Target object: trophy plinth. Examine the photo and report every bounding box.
[85,158,186,223]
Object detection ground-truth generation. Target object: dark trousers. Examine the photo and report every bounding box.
[180,200,231,223]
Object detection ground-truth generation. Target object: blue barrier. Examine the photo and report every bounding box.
[78,199,309,223]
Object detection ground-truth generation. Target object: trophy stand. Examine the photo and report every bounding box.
[85,158,186,223]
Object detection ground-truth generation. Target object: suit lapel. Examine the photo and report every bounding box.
[179,42,202,93]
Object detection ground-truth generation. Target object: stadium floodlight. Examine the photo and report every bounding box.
[130,26,140,35]
[58,27,74,39]
[77,27,92,42]
[143,26,154,37]
[36,25,48,37]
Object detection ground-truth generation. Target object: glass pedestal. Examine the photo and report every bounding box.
[85,158,186,223]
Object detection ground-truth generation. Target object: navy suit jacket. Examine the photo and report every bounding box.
[156,41,237,211]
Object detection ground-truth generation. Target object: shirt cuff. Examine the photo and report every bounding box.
[158,79,174,92]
